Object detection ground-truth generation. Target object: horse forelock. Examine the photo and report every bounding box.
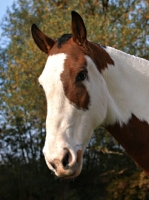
[57,34,72,48]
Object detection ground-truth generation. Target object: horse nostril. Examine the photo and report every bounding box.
[62,152,69,168]
[62,148,72,169]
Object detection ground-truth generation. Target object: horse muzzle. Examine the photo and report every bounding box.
[43,147,83,178]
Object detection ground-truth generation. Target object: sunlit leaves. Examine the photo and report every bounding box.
[107,171,149,200]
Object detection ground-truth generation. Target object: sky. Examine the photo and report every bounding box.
[0,0,15,34]
[0,0,14,20]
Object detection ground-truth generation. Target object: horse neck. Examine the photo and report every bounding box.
[102,47,149,177]
[102,46,149,126]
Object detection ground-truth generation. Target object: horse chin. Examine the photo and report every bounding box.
[64,160,83,179]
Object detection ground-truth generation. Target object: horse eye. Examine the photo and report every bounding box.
[76,71,87,82]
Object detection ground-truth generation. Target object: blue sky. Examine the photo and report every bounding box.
[0,0,14,20]
[0,0,15,34]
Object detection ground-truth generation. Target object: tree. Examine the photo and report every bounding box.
[0,0,149,199]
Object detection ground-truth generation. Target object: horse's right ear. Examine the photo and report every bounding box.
[71,11,87,46]
[31,24,55,54]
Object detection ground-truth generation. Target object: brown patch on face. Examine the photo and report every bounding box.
[106,114,149,178]
[87,42,114,72]
[61,50,90,110]
[48,37,114,110]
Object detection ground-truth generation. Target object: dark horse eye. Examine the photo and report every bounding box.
[76,71,87,82]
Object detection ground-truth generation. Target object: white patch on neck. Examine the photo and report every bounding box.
[102,46,149,125]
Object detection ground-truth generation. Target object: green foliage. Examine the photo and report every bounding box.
[107,171,149,200]
[0,0,149,199]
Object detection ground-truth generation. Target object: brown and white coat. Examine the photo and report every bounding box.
[31,11,149,178]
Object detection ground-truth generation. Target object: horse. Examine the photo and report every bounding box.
[31,11,149,179]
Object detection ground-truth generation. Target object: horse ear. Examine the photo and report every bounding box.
[31,24,55,54]
[71,11,87,46]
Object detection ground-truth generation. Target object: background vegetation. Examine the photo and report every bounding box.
[0,0,149,199]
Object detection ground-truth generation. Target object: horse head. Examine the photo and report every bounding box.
[31,11,114,178]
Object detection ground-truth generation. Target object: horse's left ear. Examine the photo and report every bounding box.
[71,11,87,46]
